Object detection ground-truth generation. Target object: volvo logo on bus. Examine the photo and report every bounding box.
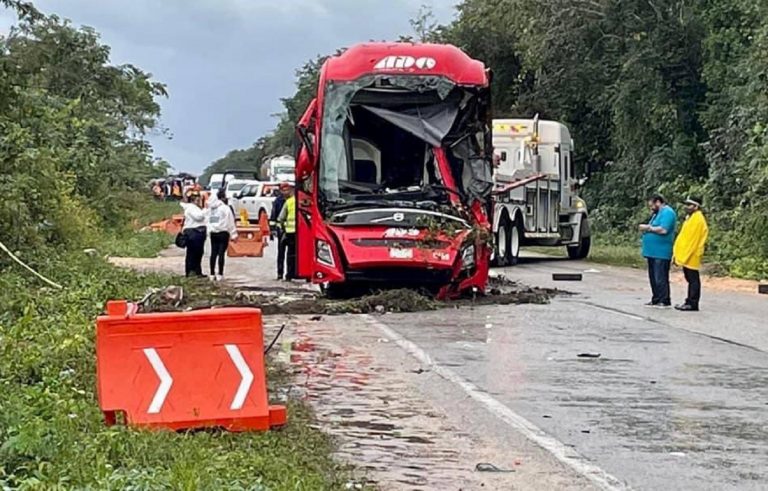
[374,56,437,70]
[393,212,405,222]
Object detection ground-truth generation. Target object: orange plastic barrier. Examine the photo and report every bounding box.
[165,215,184,235]
[228,227,264,257]
[259,211,271,245]
[96,300,286,431]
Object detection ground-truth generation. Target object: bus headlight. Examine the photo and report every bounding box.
[316,239,335,267]
[461,245,476,269]
[574,198,586,210]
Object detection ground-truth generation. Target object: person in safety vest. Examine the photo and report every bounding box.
[276,182,296,281]
[270,183,288,280]
[673,196,709,312]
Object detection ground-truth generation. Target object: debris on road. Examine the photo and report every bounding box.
[553,273,583,281]
[577,352,602,358]
[475,462,515,473]
[139,276,560,317]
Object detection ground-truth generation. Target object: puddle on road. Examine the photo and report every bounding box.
[275,321,496,490]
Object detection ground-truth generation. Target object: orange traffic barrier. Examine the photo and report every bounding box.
[259,211,270,245]
[228,227,264,257]
[96,300,286,431]
[165,214,184,235]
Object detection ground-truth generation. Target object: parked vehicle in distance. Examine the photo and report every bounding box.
[224,179,259,201]
[231,181,280,224]
[266,155,295,183]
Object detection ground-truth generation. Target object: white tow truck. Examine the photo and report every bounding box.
[490,116,591,266]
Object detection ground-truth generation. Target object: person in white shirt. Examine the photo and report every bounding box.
[179,192,207,277]
[207,190,238,280]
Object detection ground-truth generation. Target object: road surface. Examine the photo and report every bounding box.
[115,246,768,490]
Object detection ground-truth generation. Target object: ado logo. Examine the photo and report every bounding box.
[374,56,437,70]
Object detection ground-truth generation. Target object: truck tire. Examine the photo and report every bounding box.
[567,218,591,260]
[509,215,522,265]
[492,215,511,267]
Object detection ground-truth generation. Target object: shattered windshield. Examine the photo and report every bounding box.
[318,75,492,216]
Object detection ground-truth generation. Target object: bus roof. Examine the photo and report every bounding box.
[323,43,488,86]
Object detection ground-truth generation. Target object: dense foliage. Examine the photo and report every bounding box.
[214,0,767,278]
[0,253,347,489]
[0,3,168,254]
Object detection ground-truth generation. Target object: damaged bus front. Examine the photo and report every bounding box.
[294,44,493,298]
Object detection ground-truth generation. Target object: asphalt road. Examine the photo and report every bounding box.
[378,254,768,490]
[117,246,768,489]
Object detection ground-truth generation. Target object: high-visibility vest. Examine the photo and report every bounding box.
[283,196,296,234]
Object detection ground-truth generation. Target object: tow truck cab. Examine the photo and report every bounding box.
[293,43,494,298]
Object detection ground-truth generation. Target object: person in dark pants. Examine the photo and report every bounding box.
[180,193,207,277]
[207,190,238,281]
[277,183,296,281]
[640,194,677,307]
[673,196,709,311]
[270,184,288,280]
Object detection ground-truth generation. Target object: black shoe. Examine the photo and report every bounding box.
[276,275,283,281]
[675,304,699,312]
[656,303,672,309]
[644,301,657,307]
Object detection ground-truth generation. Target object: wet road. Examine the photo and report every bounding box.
[116,246,768,489]
[378,255,768,490]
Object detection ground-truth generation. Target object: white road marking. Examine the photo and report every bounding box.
[143,348,173,414]
[365,316,630,491]
[225,344,253,410]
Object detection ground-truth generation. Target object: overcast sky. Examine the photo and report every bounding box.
[0,1,456,174]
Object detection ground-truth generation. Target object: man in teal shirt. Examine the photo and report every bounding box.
[640,194,677,307]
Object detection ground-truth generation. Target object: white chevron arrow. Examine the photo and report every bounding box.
[225,344,253,410]
[143,348,173,414]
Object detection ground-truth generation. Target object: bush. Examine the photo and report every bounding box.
[0,253,348,489]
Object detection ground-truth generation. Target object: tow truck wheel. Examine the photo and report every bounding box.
[493,215,511,267]
[509,216,522,265]
[567,217,591,259]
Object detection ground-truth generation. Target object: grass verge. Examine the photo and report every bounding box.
[98,196,179,258]
[0,252,351,490]
[528,240,646,269]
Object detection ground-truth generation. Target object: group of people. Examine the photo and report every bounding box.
[179,190,238,279]
[641,194,710,311]
[178,181,297,281]
[153,179,202,202]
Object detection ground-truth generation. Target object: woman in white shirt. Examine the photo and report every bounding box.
[179,192,208,277]
[207,190,238,280]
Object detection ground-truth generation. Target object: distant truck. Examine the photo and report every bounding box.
[490,117,590,265]
[266,156,295,183]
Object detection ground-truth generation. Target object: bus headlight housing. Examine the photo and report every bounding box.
[316,239,335,267]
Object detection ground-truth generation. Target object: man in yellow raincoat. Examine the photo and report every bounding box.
[673,196,709,311]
